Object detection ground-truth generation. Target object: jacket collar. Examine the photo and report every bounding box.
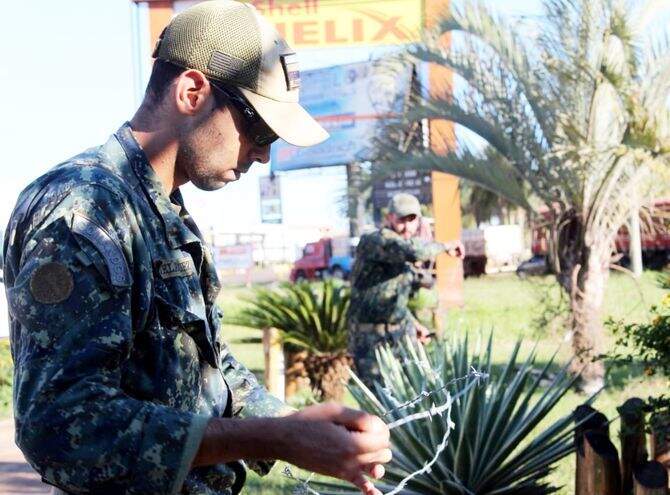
[113,122,202,250]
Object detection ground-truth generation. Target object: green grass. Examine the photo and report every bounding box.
[0,270,665,493]
[0,338,11,418]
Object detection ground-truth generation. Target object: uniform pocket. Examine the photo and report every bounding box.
[154,295,219,368]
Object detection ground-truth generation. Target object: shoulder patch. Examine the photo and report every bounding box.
[30,262,74,304]
[71,213,131,287]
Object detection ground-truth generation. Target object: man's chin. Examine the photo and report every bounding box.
[191,178,232,191]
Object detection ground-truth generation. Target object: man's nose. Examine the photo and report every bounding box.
[250,144,271,164]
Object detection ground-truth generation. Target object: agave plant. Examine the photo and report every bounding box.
[227,280,351,401]
[315,335,589,494]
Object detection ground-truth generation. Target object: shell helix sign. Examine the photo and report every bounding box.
[172,0,423,48]
[251,0,423,48]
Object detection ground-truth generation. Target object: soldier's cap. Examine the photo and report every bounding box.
[388,193,422,218]
[152,0,328,147]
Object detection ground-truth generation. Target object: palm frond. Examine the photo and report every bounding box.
[374,145,532,210]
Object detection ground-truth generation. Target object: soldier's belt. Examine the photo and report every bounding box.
[356,323,402,334]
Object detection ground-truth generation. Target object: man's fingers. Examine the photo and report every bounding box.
[334,408,387,436]
[365,463,386,480]
[351,474,381,495]
[357,448,393,465]
[350,430,391,453]
[294,401,344,420]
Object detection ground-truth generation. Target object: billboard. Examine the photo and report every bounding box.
[173,0,423,49]
[271,60,413,171]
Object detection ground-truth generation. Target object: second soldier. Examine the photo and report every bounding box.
[347,193,464,389]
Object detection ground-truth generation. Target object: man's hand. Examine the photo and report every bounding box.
[415,322,432,344]
[278,403,392,495]
[444,240,465,259]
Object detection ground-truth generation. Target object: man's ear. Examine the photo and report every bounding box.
[173,69,213,116]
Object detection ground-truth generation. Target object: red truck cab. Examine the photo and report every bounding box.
[289,236,356,282]
[290,239,332,281]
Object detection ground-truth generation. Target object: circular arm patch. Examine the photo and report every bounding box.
[29,262,74,304]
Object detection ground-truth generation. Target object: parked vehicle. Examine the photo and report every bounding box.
[290,236,357,282]
[462,229,487,277]
[462,225,526,276]
[516,254,549,278]
[529,199,670,272]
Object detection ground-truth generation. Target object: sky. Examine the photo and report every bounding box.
[0,0,544,243]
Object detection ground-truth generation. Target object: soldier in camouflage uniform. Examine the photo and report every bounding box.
[348,193,464,389]
[4,2,391,495]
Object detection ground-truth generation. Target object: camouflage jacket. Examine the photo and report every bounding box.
[3,123,287,495]
[347,228,445,327]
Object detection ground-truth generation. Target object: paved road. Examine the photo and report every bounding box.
[0,419,48,494]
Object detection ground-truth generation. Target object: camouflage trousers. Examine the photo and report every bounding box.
[347,321,416,390]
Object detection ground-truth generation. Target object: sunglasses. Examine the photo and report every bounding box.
[209,80,279,147]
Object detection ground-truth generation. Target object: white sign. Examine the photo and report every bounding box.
[259,175,283,224]
[214,244,255,270]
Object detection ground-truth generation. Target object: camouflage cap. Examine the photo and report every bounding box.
[388,193,421,218]
[152,0,328,147]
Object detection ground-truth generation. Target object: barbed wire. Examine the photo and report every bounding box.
[382,367,487,420]
[282,367,489,495]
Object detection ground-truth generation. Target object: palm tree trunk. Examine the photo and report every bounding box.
[568,248,609,393]
[550,211,607,392]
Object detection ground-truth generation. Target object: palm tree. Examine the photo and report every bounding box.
[377,0,670,391]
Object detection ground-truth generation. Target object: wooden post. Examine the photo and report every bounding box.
[650,421,670,470]
[575,405,613,495]
[581,431,623,495]
[634,461,668,495]
[262,327,285,401]
[619,398,648,493]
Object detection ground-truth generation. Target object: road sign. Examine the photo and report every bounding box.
[259,175,283,223]
[372,169,433,213]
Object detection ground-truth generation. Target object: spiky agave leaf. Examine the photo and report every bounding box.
[314,336,590,494]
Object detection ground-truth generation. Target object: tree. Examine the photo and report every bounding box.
[377,0,670,391]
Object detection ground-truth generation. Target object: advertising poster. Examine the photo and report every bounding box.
[271,60,413,171]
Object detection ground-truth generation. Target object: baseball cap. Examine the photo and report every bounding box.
[388,193,422,218]
[152,0,329,147]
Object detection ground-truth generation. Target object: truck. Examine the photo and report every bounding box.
[289,236,357,282]
[520,199,670,276]
[462,225,526,276]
